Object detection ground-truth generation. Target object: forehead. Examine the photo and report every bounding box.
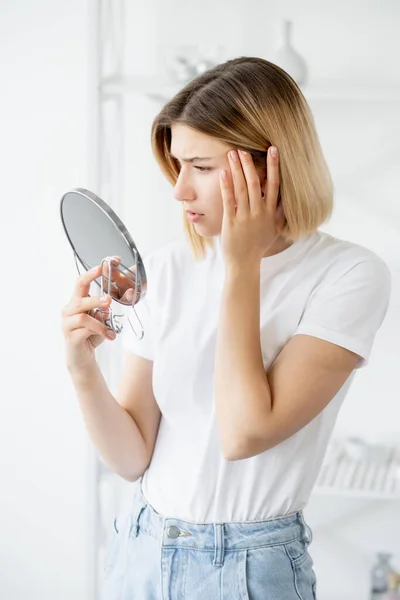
[170,123,229,158]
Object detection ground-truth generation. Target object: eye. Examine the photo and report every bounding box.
[194,166,212,172]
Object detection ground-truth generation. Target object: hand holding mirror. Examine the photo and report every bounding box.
[60,188,147,338]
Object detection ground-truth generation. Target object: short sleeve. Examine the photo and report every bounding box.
[294,259,392,368]
[120,253,155,361]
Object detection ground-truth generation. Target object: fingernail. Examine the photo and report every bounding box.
[229,151,238,161]
[100,295,109,302]
[107,330,116,340]
[270,147,278,158]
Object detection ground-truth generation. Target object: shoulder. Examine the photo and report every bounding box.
[310,231,391,285]
[142,237,192,268]
[139,237,196,292]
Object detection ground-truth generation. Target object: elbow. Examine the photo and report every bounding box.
[223,450,245,462]
[222,431,274,461]
[221,435,254,461]
[120,467,147,482]
[111,462,148,483]
[124,461,149,482]
[223,444,255,462]
[122,471,142,483]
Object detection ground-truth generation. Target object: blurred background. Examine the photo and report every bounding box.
[0,1,399,599]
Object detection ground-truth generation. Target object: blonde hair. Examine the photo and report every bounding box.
[151,56,333,260]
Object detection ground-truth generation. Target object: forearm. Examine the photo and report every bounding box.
[214,265,272,459]
[69,362,149,481]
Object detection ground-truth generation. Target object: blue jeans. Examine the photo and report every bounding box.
[102,483,317,599]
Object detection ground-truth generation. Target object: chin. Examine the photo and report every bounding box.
[195,228,220,239]
[193,221,221,238]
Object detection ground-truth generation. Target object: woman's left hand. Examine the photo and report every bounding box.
[219,146,285,270]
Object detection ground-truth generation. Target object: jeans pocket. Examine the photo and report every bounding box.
[284,537,310,566]
[103,513,131,579]
[284,539,316,600]
[242,543,317,600]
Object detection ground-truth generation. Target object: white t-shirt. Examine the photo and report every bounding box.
[121,230,391,523]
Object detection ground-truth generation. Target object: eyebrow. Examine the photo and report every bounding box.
[170,153,214,163]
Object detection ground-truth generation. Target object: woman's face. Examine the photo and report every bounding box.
[171,123,265,238]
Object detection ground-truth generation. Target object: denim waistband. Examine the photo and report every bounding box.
[128,482,313,555]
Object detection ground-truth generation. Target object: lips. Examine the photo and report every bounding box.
[186,210,204,215]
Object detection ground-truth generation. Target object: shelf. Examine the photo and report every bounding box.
[303,82,400,101]
[99,75,400,103]
[313,443,400,500]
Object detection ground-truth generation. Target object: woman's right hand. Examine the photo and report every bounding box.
[61,264,118,375]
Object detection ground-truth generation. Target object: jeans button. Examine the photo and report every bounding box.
[166,525,180,539]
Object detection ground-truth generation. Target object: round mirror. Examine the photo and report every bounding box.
[60,188,147,337]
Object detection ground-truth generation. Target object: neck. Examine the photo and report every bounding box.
[262,236,293,258]
[213,234,293,260]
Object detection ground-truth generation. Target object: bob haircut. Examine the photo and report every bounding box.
[151,56,333,260]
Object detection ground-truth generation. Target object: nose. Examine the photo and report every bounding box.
[173,169,196,203]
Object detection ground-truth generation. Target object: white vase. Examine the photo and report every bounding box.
[273,20,308,87]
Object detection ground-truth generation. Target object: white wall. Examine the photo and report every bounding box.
[0,2,92,599]
[1,1,399,600]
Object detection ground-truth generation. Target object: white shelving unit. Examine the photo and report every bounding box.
[100,73,400,103]
[88,2,400,598]
[307,443,400,535]
[315,447,400,499]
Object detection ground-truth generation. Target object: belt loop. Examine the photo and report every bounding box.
[306,521,313,544]
[298,511,313,544]
[213,524,225,567]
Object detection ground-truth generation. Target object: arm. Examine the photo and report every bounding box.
[214,146,391,460]
[214,259,391,461]
[70,354,160,481]
[214,265,272,459]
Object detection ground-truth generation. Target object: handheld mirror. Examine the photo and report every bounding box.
[60,188,146,338]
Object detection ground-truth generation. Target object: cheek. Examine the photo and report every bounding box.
[201,174,223,205]
[212,178,224,216]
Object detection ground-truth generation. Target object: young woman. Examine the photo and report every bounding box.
[62,57,392,599]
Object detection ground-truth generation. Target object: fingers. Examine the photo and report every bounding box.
[71,265,102,301]
[223,146,280,219]
[101,258,137,301]
[63,257,126,345]
[63,293,112,318]
[68,255,138,316]
[264,146,280,216]
[219,169,236,220]
[62,311,113,340]
[228,150,249,216]
[71,256,123,302]
[120,287,138,303]
[236,150,264,212]
[113,262,136,282]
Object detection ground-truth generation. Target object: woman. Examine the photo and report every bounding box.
[62,57,391,599]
